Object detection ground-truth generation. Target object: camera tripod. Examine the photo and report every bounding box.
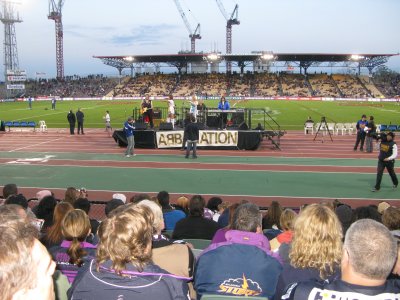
[313,117,333,142]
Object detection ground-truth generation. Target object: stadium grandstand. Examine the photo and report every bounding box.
[17,53,399,99]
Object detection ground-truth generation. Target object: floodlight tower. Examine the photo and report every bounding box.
[48,0,65,80]
[0,0,22,97]
[173,0,201,53]
[215,0,239,73]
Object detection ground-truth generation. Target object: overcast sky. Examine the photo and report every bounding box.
[12,0,400,78]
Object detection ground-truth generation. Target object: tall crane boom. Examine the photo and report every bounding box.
[48,0,65,79]
[173,0,201,53]
[215,0,239,73]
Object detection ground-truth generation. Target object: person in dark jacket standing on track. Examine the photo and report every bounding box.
[67,110,76,135]
[76,108,85,134]
[372,132,398,192]
[353,114,368,151]
[184,114,200,159]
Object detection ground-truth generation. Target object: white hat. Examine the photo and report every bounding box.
[112,193,127,204]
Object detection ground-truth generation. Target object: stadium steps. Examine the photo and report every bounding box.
[355,76,373,97]
[359,75,384,98]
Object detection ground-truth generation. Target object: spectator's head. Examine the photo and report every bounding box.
[96,204,153,274]
[64,187,79,205]
[0,220,56,300]
[361,114,367,119]
[354,206,381,222]
[226,203,240,229]
[176,196,189,211]
[112,193,127,204]
[369,115,374,121]
[189,195,206,217]
[3,183,18,199]
[4,194,28,210]
[61,209,91,266]
[73,198,91,215]
[264,200,282,229]
[279,209,297,231]
[231,203,261,233]
[382,207,400,231]
[343,219,397,283]
[206,197,223,213]
[47,202,74,245]
[105,199,124,217]
[127,116,134,123]
[35,196,58,227]
[290,204,343,279]
[137,200,164,234]
[130,193,150,204]
[36,190,52,202]
[378,201,391,215]
[335,204,354,236]
[0,204,28,222]
[157,191,170,209]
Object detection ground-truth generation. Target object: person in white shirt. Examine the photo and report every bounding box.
[167,94,175,128]
[103,110,112,135]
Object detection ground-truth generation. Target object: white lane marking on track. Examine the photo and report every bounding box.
[6,155,56,164]
[7,129,98,152]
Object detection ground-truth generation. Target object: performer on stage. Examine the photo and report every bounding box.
[217,96,230,129]
[166,94,175,128]
[141,96,154,128]
[189,95,198,121]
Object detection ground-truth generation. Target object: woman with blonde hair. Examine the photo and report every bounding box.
[49,209,97,283]
[274,203,343,300]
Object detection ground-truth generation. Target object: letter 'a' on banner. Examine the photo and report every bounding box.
[156,130,238,148]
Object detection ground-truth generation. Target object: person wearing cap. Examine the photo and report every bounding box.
[112,193,127,204]
[372,132,398,192]
[353,114,368,151]
[36,190,52,202]
[123,116,136,158]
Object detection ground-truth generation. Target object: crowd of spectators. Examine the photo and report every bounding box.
[332,74,372,98]
[11,71,399,100]
[373,71,400,98]
[308,74,341,97]
[25,75,118,98]
[1,183,400,299]
[280,73,310,97]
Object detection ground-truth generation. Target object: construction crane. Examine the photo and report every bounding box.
[173,0,201,53]
[48,0,65,80]
[215,0,239,73]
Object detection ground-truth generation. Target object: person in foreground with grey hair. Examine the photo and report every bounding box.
[282,219,400,299]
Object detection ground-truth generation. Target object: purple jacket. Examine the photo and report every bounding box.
[49,240,97,283]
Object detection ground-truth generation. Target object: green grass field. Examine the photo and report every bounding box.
[1,99,399,130]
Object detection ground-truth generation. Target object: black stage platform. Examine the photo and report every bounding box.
[113,129,262,150]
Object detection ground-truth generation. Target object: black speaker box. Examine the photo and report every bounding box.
[135,123,148,130]
[159,122,173,131]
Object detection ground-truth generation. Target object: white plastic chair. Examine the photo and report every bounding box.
[39,120,47,132]
[327,123,335,135]
[304,123,314,135]
[345,123,355,135]
[335,123,346,135]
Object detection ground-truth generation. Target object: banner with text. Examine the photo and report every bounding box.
[156,130,238,148]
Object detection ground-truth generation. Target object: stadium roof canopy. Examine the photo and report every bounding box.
[94,53,398,73]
